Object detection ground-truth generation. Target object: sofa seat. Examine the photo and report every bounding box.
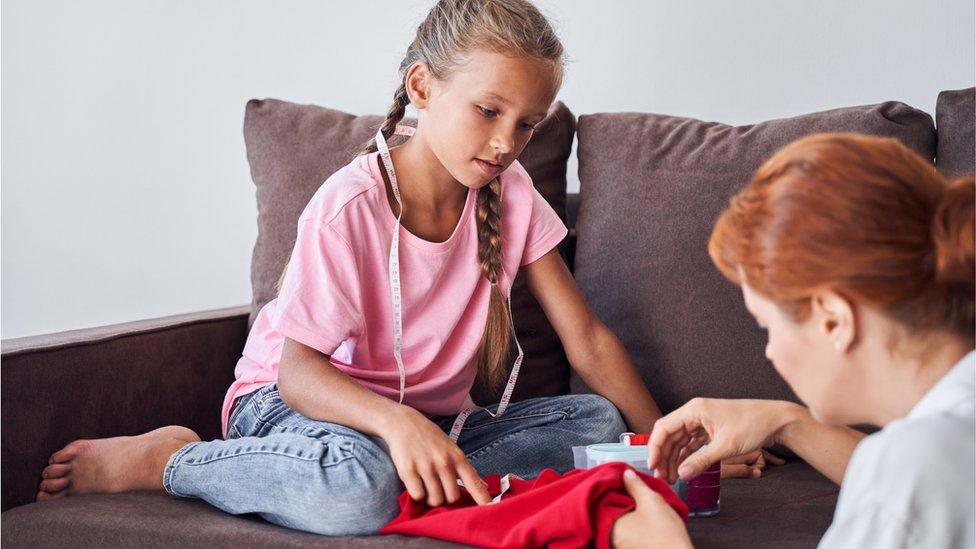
[2,461,836,548]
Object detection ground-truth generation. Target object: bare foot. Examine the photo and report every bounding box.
[36,425,200,501]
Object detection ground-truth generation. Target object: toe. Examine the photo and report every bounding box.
[49,440,89,464]
[40,478,70,493]
[42,463,71,479]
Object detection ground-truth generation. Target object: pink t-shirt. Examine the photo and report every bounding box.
[220,152,568,437]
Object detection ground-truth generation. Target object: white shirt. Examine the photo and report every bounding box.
[819,350,976,549]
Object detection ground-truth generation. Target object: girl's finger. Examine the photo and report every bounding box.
[438,465,461,504]
[456,462,492,506]
[763,450,787,466]
[720,463,761,479]
[399,468,426,502]
[418,465,445,507]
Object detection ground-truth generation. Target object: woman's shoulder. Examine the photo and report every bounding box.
[298,153,382,227]
[844,405,974,510]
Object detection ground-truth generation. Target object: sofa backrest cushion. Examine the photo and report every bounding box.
[936,87,975,179]
[242,99,577,404]
[573,102,936,414]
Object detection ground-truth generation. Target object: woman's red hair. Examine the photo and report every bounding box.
[709,133,975,338]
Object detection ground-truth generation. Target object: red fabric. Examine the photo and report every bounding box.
[380,462,688,549]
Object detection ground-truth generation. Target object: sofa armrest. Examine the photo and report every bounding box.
[1,306,250,511]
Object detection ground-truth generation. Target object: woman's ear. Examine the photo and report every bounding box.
[812,290,856,353]
[405,61,432,109]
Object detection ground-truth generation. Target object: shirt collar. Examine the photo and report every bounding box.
[908,349,975,420]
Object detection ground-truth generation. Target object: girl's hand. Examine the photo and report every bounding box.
[612,469,692,549]
[382,406,492,507]
[721,449,786,479]
[648,398,803,483]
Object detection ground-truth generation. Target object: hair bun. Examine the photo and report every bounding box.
[932,177,975,288]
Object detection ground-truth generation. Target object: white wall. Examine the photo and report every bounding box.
[2,1,973,339]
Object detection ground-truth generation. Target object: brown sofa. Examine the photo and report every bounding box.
[3,87,973,548]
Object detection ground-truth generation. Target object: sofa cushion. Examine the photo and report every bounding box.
[0,461,836,548]
[936,87,976,179]
[243,99,576,405]
[572,102,936,413]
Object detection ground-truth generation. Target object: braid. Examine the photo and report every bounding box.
[358,82,410,156]
[476,177,512,389]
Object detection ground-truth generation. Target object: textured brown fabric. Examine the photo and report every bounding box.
[1,461,834,548]
[686,461,838,548]
[243,99,576,405]
[0,307,249,511]
[936,87,976,179]
[572,102,937,413]
[0,491,472,548]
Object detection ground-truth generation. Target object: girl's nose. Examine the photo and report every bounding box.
[491,132,515,155]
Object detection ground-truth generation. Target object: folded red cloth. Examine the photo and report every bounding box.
[380,462,688,549]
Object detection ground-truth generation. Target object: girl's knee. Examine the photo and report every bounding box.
[265,437,403,535]
[570,394,628,444]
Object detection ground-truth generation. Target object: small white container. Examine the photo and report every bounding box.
[582,443,651,473]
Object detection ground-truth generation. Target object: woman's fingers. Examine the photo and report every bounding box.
[677,442,728,480]
[622,468,657,506]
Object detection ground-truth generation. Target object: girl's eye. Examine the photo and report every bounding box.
[520,123,538,131]
[477,106,497,118]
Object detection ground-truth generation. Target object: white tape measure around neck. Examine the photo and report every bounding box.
[374,125,524,443]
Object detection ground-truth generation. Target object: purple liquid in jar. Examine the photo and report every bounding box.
[672,460,721,517]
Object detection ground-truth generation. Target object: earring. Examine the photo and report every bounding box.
[833,340,843,351]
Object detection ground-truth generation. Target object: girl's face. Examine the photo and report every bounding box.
[741,283,866,425]
[416,50,560,189]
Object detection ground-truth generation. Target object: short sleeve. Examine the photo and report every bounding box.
[269,219,362,356]
[520,186,569,266]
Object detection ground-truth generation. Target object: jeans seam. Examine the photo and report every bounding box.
[463,409,571,432]
[466,426,536,461]
[162,440,200,497]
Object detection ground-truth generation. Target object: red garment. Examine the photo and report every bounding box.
[380,462,688,549]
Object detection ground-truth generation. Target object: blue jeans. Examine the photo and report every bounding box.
[162,383,626,536]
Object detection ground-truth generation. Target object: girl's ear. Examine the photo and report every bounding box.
[812,290,856,353]
[405,61,432,109]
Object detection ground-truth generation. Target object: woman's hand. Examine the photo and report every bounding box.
[382,406,492,507]
[648,398,803,483]
[612,469,692,549]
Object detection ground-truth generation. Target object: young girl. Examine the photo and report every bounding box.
[36,0,663,536]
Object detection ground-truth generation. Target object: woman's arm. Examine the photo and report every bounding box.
[774,403,866,485]
[648,398,865,485]
[522,249,663,433]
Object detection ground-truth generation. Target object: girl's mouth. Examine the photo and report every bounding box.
[475,158,503,177]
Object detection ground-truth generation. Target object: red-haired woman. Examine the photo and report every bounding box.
[613,133,974,548]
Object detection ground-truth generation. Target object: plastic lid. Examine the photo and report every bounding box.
[585,443,648,462]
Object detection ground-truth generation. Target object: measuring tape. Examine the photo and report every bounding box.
[374,126,525,443]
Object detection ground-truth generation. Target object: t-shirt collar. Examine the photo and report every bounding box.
[908,349,975,420]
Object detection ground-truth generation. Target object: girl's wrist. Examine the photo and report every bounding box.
[375,402,421,435]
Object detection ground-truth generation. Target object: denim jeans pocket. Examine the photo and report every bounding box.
[228,383,277,438]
